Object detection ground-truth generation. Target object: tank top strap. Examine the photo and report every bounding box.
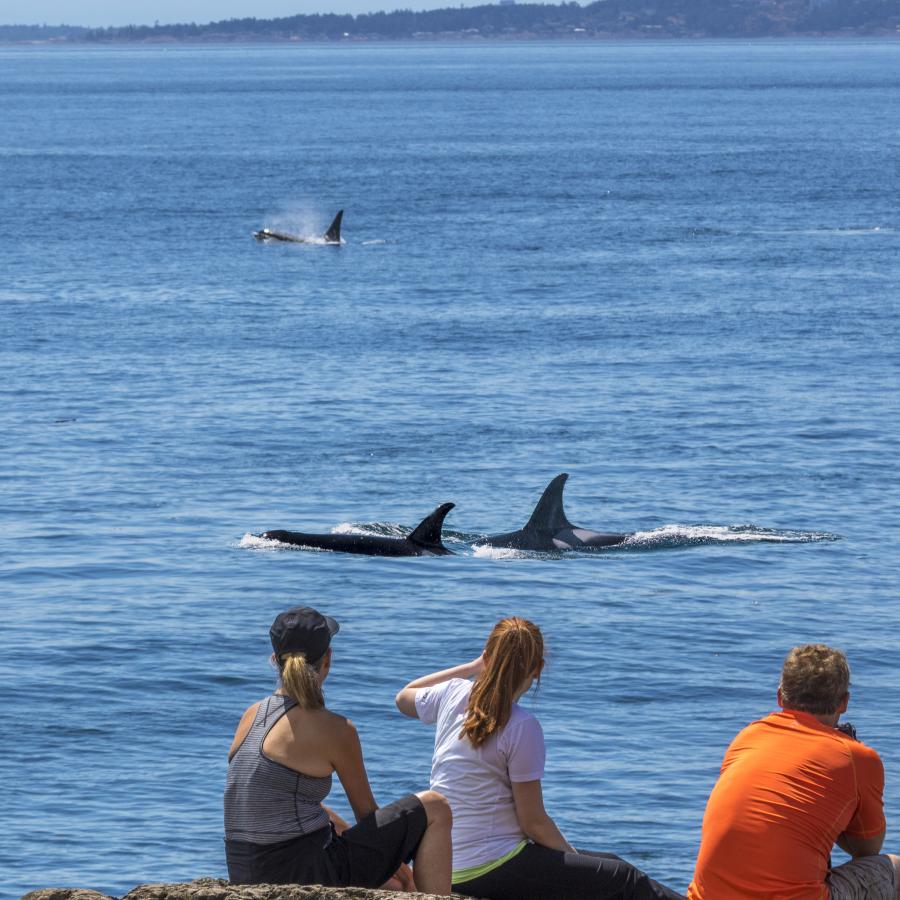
[255,693,296,731]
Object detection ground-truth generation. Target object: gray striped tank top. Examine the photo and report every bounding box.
[224,694,331,844]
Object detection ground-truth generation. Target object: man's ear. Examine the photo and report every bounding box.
[777,686,785,709]
[837,692,849,715]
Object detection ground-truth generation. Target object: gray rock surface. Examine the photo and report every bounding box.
[23,877,472,900]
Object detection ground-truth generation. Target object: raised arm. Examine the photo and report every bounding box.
[511,779,576,854]
[395,654,485,718]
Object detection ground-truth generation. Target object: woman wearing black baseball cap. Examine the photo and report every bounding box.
[224,606,452,893]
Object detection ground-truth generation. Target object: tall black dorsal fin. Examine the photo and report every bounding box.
[408,502,455,549]
[323,209,343,243]
[523,473,573,532]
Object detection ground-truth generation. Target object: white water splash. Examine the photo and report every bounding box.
[472,544,528,560]
[260,204,344,244]
[238,532,329,551]
[239,532,280,549]
[303,235,345,246]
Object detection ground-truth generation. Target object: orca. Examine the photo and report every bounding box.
[259,502,455,557]
[479,474,628,552]
[253,209,343,244]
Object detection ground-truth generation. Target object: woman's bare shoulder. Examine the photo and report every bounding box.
[314,706,359,739]
[285,704,355,732]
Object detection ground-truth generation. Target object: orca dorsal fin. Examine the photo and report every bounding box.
[408,502,455,549]
[323,209,343,243]
[523,473,573,532]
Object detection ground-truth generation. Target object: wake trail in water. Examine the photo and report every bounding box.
[622,524,839,548]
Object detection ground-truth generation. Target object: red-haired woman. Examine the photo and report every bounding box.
[396,617,683,900]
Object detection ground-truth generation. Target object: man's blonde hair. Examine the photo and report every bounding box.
[780,644,850,716]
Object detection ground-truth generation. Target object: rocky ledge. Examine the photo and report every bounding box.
[23,877,470,900]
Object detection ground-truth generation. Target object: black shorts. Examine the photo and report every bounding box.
[226,793,427,887]
[454,843,684,900]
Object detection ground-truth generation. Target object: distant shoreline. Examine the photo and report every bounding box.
[3,0,899,45]
[4,31,900,46]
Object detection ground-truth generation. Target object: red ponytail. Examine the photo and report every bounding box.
[460,617,544,748]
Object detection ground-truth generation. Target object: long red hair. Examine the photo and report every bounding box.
[460,617,544,748]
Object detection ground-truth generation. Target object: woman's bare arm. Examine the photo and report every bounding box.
[330,717,378,822]
[511,779,576,853]
[395,654,485,717]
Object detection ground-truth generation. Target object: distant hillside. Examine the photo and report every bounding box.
[3,0,899,43]
[0,23,89,41]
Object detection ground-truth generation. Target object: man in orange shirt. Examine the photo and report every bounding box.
[689,644,899,900]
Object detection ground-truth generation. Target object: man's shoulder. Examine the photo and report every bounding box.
[734,712,884,767]
[728,712,781,742]
[727,712,850,759]
[843,734,883,768]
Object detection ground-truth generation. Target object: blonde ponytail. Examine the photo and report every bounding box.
[279,652,325,709]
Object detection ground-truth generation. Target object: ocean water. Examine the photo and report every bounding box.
[1,38,899,898]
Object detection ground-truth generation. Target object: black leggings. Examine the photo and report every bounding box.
[454,843,684,900]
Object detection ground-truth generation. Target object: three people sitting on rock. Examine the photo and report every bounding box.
[224,607,898,899]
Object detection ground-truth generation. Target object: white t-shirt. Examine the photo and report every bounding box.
[415,677,545,870]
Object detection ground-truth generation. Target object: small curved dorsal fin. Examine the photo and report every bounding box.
[524,473,573,532]
[407,502,455,549]
[324,209,343,243]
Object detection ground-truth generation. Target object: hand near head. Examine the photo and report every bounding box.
[396,651,489,718]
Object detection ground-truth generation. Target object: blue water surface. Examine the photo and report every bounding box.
[1,38,899,899]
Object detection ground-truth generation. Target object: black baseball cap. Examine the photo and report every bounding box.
[270,606,340,662]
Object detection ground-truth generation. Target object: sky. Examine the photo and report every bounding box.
[1,0,477,26]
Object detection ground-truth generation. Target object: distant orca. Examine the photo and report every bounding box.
[253,209,343,244]
[259,502,455,557]
[480,474,628,552]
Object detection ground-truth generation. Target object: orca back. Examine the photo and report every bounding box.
[261,527,442,556]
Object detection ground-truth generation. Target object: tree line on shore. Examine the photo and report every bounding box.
[4,0,900,42]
